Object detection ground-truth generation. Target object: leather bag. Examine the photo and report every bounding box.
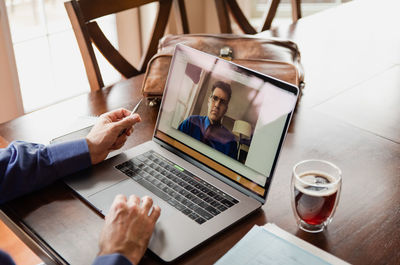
[142,34,304,98]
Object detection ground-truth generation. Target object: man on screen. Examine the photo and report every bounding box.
[178,81,238,159]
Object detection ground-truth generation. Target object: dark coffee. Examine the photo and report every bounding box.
[294,173,338,225]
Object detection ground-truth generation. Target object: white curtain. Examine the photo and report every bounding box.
[0,0,23,124]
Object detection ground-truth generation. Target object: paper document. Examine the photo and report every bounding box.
[215,224,350,265]
[51,115,98,144]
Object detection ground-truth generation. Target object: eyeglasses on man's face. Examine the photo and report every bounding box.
[209,95,228,106]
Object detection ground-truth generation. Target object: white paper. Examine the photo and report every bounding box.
[215,224,350,265]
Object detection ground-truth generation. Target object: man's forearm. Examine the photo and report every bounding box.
[0,140,91,203]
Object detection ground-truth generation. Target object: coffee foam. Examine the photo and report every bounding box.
[294,171,339,197]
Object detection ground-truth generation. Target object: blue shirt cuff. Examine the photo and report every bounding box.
[47,138,92,177]
[92,254,133,265]
[0,250,16,265]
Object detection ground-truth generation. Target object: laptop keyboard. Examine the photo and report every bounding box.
[115,150,239,224]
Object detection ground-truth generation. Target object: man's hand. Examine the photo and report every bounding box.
[98,195,161,265]
[86,108,141,165]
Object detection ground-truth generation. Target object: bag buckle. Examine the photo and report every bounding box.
[219,46,233,61]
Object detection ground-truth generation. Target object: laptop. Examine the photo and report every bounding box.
[63,44,299,262]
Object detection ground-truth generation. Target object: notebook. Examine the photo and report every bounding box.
[216,224,350,265]
[62,44,299,262]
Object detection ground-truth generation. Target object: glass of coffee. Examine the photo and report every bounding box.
[291,160,342,233]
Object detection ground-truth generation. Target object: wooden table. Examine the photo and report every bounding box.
[1,0,399,264]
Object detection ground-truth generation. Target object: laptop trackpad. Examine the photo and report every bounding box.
[88,179,175,220]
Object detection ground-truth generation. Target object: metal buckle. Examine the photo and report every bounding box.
[219,46,233,61]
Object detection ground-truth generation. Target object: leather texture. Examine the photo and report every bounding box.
[142,34,304,97]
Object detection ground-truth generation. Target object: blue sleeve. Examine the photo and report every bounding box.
[0,250,16,265]
[178,118,189,133]
[92,254,132,265]
[0,139,92,204]
[0,251,132,265]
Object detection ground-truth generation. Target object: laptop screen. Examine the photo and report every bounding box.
[154,44,298,200]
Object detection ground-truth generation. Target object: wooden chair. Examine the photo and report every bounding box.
[214,0,302,34]
[65,0,182,91]
[173,0,190,34]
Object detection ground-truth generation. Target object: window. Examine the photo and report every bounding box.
[240,0,352,30]
[5,0,120,112]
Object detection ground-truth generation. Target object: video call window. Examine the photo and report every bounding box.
[157,47,297,191]
[171,63,262,165]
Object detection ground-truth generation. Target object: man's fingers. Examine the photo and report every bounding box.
[127,194,141,208]
[141,196,154,213]
[104,108,131,121]
[111,134,127,150]
[100,193,159,265]
[124,113,141,125]
[108,194,128,216]
[149,205,161,223]
[113,114,141,134]
[112,194,127,205]
[111,142,124,151]
[126,127,134,136]
[111,142,123,151]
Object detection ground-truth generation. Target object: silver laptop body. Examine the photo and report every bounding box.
[64,44,299,262]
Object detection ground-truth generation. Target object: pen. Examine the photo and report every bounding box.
[118,98,143,137]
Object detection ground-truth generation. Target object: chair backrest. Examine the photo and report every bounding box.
[65,0,178,91]
[214,0,301,34]
[173,0,190,34]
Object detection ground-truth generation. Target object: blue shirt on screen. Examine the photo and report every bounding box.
[178,115,238,159]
